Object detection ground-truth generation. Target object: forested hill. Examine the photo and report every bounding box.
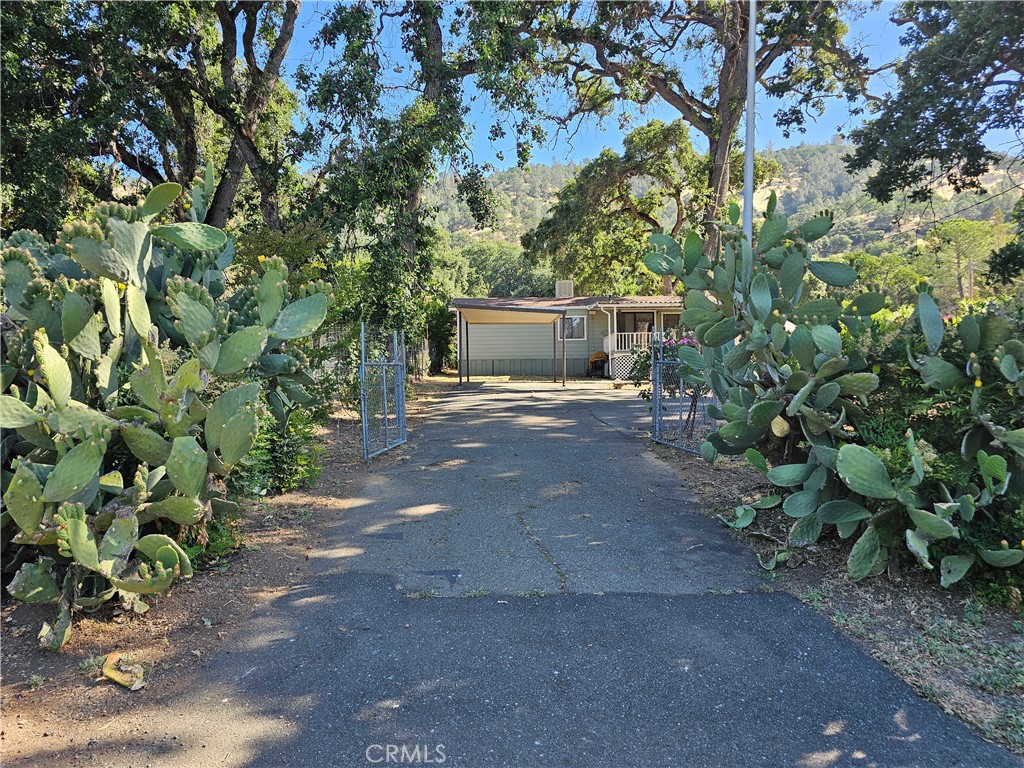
[429,141,1023,256]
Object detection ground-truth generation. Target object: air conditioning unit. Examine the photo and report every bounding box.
[555,280,574,298]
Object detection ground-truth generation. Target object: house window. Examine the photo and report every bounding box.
[617,312,654,333]
[663,314,681,330]
[559,316,586,340]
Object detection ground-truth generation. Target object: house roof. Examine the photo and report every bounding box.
[450,295,683,313]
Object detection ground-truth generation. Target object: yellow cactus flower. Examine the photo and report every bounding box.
[117,282,126,290]
[974,378,983,388]
[26,369,35,376]
[184,203,191,210]
[258,255,266,263]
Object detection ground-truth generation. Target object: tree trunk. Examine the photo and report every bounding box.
[206,136,248,228]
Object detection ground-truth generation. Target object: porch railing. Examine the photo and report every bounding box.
[603,331,654,353]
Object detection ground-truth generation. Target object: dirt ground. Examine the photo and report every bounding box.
[653,444,1024,756]
[0,377,454,762]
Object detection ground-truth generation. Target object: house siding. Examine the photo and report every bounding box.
[455,302,683,378]
[464,309,608,377]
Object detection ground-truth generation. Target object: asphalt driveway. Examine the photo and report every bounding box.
[28,381,1023,767]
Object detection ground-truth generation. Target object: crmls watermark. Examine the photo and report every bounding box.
[365,744,447,764]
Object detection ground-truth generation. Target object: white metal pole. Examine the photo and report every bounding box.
[742,0,757,241]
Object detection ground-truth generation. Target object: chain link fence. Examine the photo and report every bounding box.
[651,336,718,453]
[359,325,407,460]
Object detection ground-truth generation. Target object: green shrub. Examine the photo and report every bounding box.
[0,173,331,648]
[643,194,1023,587]
[228,399,325,497]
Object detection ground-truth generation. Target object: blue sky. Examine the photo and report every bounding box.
[281,2,929,168]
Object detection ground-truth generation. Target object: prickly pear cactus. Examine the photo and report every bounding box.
[642,193,1022,586]
[1,174,332,648]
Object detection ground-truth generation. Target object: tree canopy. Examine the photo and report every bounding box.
[0,0,301,234]
[522,119,778,294]
[846,1,1024,203]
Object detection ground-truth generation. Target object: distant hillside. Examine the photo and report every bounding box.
[428,141,1023,256]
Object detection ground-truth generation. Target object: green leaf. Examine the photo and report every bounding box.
[978,549,1024,567]
[699,440,718,463]
[815,381,841,409]
[746,400,784,429]
[790,512,823,546]
[906,529,933,569]
[122,424,172,465]
[143,496,204,525]
[817,500,871,525]
[257,269,286,325]
[107,219,151,287]
[172,294,215,347]
[7,560,61,604]
[701,316,740,347]
[917,292,944,354]
[766,462,815,487]
[4,463,45,534]
[0,395,38,428]
[847,526,880,581]
[221,407,257,466]
[758,214,788,251]
[783,489,819,518]
[796,214,833,242]
[957,315,981,353]
[100,279,122,337]
[43,439,105,502]
[682,231,703,273]
[676,346,707,371]
[939,555,974,587]
[836,444,897,499]
[907,508,960,540]
[744,448,769,473]
[140,182,182,218]
[136,534,193,578]
[846,292,885,316]
[918,356,967,390]
[126,284,151,338]
[213,326,268,375]
[68,236,131,282]
[271,294,329,340]
[166,436,207,498]
[833,372,879,398]
[808,260,857,287]
[151,222,226,252]
[34,333,72,408]
[750,273,772,320]
[779,252,805,299]
[643,251,679,276]
[810,325,843,358]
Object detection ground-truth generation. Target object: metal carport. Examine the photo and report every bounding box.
[449,300,569,386]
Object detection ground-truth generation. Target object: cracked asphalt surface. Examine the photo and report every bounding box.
[40,382,1024,766]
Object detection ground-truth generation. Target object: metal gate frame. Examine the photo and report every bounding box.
[359,324,407,461]
[651,335,717,454]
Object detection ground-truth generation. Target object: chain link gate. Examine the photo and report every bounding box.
[359,324,407,461]
[651,335,718,453]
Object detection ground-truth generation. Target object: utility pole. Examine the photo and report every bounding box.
[742,0,758,241]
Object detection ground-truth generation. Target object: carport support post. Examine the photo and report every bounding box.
[552,321,557,383]
[456,310,462,385]
[465,320,470,382]
[561,316,566,387]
